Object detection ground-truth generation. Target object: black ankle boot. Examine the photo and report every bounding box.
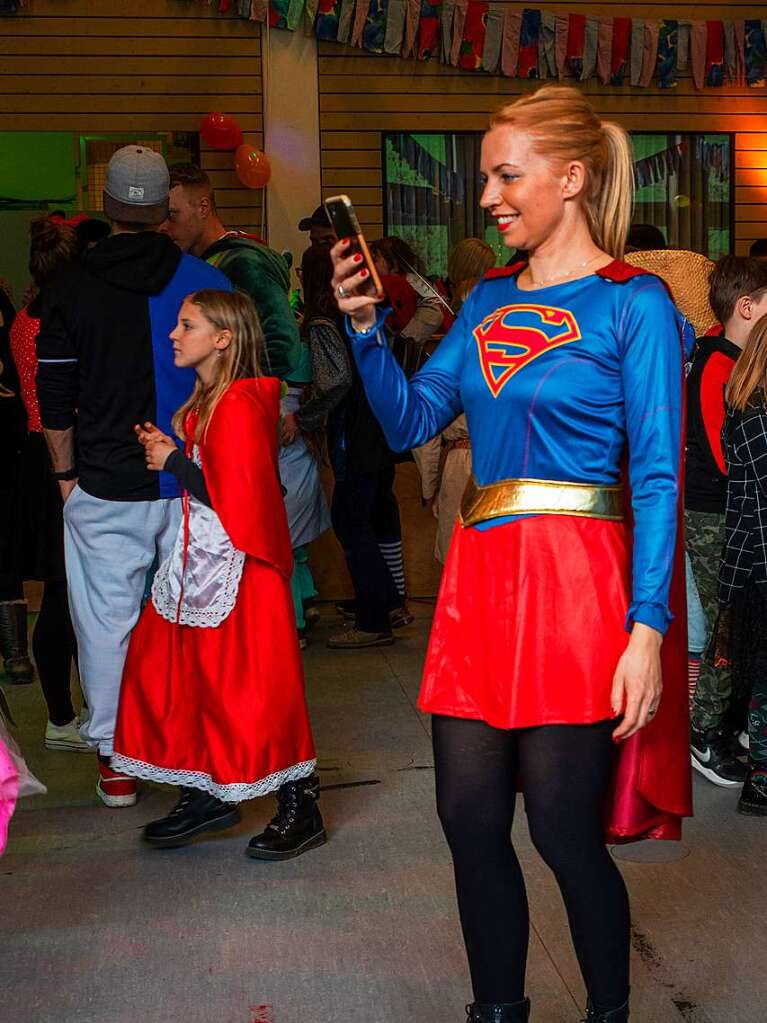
[143,787,241,848]
[466,998,531,1022]
[0,601,34,685]
[582,997,629,1022]
[246,773,327,861]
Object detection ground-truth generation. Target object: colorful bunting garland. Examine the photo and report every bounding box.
[203,2,767,89]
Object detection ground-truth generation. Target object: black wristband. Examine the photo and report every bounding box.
[52,467,78,481]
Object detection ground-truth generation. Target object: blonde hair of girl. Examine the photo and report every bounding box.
[489,85,634,260]
[725,313,767,413]
[173,288,264,443]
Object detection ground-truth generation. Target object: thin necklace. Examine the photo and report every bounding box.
[528,254,604,288]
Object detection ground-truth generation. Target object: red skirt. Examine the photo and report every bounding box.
[112,557,316,802]
[419,516,692,842]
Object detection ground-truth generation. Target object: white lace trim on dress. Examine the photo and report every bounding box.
[110,754,317,803]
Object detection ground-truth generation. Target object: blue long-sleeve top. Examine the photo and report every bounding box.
[348,264,683,635]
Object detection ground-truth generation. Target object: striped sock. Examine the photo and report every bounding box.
[379,540,406,599]
[688,654,701,704]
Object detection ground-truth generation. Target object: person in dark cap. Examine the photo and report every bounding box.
[626,223,667,252]
[299,205,337,251]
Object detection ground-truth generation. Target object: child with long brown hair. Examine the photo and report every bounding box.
[718,311,767,816]
[112,289,325,859]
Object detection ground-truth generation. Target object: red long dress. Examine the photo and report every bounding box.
[112,378,316,801]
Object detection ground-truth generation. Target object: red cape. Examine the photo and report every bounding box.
[196,377,293,580]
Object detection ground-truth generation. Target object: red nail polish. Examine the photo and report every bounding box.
[353,253,363,263]
[341,237,350,246]
[360,268,369,277]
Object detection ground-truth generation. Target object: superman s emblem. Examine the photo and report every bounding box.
[473,304,582,398]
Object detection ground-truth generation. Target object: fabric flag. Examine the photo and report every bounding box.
[440,0,456,62]
[745,19,766,87]
[459,1,488,71]
[518,8,541,78]
[417,0,442,59]
[597,18,613,85]
[581,17,598,81]
[501,7,522,77]
[630,19,645,86]
[362,0,388,51]
[567,14,586,78]
[336,0,355,42]
[402,0,420,57]
[238,0,252,17]
[735,21,746,85]
[482,5,505,73]
[724,21,746,85]
[553,14,568,79]
[677,21,690,70]
[286,0,306,30]
[539,11,556,79]
[611,17,631,86]
[219,0,232,13]
[315,0,341,38]
[705,20,725,86]
[304,0,319,33]
[251,0,268,20]
[657,20,679,88]
[690,21,706,89]
[351,0,371,45]
[449,0,469,66]
[639,20,660,86]
[269,0,291,29]
[384,0,407,53]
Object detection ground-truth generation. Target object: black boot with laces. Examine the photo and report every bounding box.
[143,787,241,848]
[465,998,530,1022]
[581,997,629,1022]
[246,774,326,861]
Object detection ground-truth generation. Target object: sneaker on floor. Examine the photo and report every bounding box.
[737,769,767,816]
[691,726,748,787]
[96,761,137,807]
[326,626,394,649]
[45,717,92,753]
[338,602,414,629]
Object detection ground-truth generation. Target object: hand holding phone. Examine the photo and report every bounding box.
[325,195,386,332]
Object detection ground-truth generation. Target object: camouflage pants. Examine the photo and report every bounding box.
[685,510,731,731]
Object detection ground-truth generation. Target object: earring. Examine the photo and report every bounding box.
[216,350,223,358]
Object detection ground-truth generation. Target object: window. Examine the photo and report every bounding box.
[383,131,732,276]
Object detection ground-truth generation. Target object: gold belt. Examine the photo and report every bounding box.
[459,476,624,528]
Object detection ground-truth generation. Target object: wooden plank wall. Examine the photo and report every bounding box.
[0,0,264,232]
[319,2,767,254]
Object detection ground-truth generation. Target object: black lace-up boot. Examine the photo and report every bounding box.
[143,787,241,848]
[0,601,34,685]
[246,774,326,861]
[465,998,531,1022]
[581,997,629,1022]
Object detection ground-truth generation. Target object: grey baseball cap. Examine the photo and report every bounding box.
[103,145,170,225]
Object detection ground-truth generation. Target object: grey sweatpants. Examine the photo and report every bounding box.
[63,486,181,756]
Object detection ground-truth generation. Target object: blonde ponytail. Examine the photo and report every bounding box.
[490,85,635,259]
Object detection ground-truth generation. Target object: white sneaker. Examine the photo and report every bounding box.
[45,718,93,753]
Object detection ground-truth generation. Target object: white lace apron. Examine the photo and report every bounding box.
[151,446,246,628]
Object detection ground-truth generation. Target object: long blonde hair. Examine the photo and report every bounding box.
[489,85,634,259]
[726,313,767,413]
[172,289,263,442]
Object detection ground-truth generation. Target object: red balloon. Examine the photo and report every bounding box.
[234,145,271,189]
[199,112,244,151]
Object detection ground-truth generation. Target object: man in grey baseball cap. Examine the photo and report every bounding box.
[36,143,231,810]
[102,144,170,225]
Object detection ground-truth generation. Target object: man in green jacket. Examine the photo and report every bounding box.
[163,164,299,380]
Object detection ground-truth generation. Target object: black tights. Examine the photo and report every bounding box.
[32,580,77,726]
[433,715,630,1012]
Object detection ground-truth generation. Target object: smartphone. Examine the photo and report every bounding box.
[323,194,384,297]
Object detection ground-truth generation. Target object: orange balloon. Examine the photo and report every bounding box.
[234,145,271,189]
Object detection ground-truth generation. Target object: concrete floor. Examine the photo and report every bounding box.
[1,602,763,1023]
